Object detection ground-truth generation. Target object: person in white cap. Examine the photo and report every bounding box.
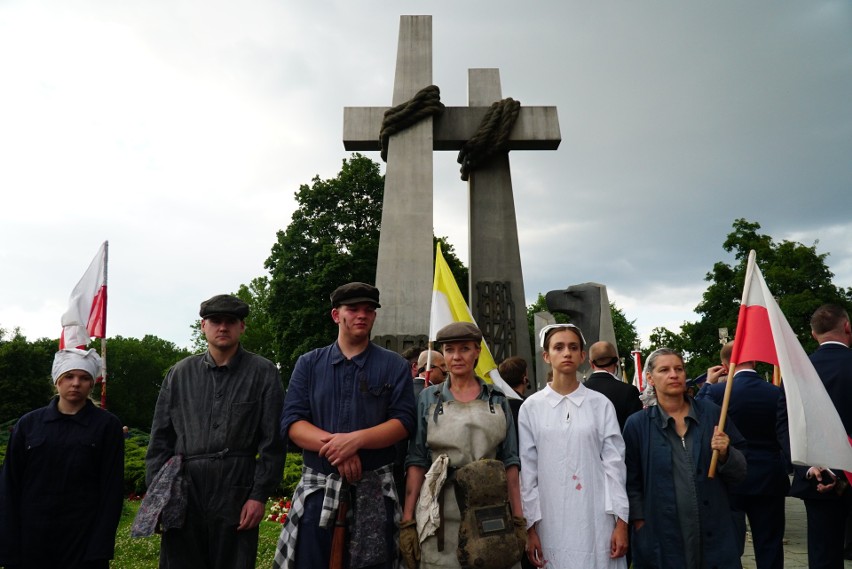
[0,348,124,569]
[519,324,628,569]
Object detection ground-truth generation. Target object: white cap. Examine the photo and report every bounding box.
[51,348,102,385]
[538,323,587,349]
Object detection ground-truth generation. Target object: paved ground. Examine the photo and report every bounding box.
[740,497,852,568]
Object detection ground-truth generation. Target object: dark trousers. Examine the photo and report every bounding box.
[803,498,851,569]
[845,508,852,557]
[730,493,785,569]
[295,490,397,569]
[160,513,259,569]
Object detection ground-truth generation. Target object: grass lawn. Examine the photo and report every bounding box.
[113,499,284,568]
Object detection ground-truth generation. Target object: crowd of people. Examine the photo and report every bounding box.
[1,283,851,569]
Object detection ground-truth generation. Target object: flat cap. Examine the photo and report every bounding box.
[199,294,249,319]
[435,321,483,344]
[330,282,381,308]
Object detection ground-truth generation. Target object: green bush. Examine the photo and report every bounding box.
[280,453,303,498]
[124,436,149,495]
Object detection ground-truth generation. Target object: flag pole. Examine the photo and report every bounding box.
[100,241,109,409]
[425,341,433,386]
[708,249,755,478]
[632,347,643,391]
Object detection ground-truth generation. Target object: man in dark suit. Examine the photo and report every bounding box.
[584,341,642,431]
[780,303,852,569]
[697,342,788,569]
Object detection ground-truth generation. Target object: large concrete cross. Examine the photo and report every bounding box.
[343,15,560,367]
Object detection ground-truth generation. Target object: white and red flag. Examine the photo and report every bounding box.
[60,241,108,350]
[631,349,643,391]
[730,250,852,471]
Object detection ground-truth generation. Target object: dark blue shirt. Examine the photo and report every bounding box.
[281,341,416,474]
[0,398,124,567]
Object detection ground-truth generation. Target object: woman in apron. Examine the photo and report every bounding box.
[400,322,525,569]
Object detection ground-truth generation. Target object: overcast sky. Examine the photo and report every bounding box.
[1,1,851,351]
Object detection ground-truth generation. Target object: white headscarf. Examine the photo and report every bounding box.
[51,348,102,385]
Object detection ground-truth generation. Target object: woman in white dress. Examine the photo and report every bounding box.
[519,324,629,569]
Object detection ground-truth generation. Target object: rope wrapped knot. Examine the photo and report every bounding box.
[379,85,445,162]
[457,97,521,181]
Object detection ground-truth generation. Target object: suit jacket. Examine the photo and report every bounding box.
[780,342,852,500]
[696,370,789,496]
[584,370,643,431]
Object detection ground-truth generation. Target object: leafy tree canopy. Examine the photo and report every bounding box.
[0,330,55,425]
[652,218,852,377]
[100,335,191,430]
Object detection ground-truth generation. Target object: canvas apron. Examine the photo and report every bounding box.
[418,396,515,569]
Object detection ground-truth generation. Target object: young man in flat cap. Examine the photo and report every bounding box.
[146,294,285,569]
[274,282,416,569]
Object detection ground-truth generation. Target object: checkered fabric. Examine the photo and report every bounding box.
[272,464,401,569]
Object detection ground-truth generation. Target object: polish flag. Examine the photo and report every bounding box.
[731,250,852,471]
[631,349,643,391]
[60,241,108,350]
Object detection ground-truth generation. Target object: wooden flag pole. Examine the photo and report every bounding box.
[708,250,755,478]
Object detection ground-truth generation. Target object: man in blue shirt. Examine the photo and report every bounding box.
[274,282,416,569]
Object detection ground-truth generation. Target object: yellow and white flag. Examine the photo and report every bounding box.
[430,243,520,399]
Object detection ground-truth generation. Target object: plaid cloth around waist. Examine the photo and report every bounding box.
[272,463,400,569]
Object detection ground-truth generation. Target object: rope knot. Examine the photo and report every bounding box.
[457,97,521,181]
[379,85,445,162]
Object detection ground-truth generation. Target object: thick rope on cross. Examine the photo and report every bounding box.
[379,85,446,162]
[457,97,521,181]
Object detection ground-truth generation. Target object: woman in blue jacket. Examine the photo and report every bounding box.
[623,348,747,569]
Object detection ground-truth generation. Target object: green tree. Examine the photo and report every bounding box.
[265,154,467,385]
[266,154,385,384]
[0,331,55,424]
[611,303,640,379]
[647,326,691,355]
[666,219,852,377]
[435,236,469,304]
[102,335,191,430]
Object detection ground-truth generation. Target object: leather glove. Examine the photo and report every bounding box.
[399,519,420,569]
[512,515,527,558]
